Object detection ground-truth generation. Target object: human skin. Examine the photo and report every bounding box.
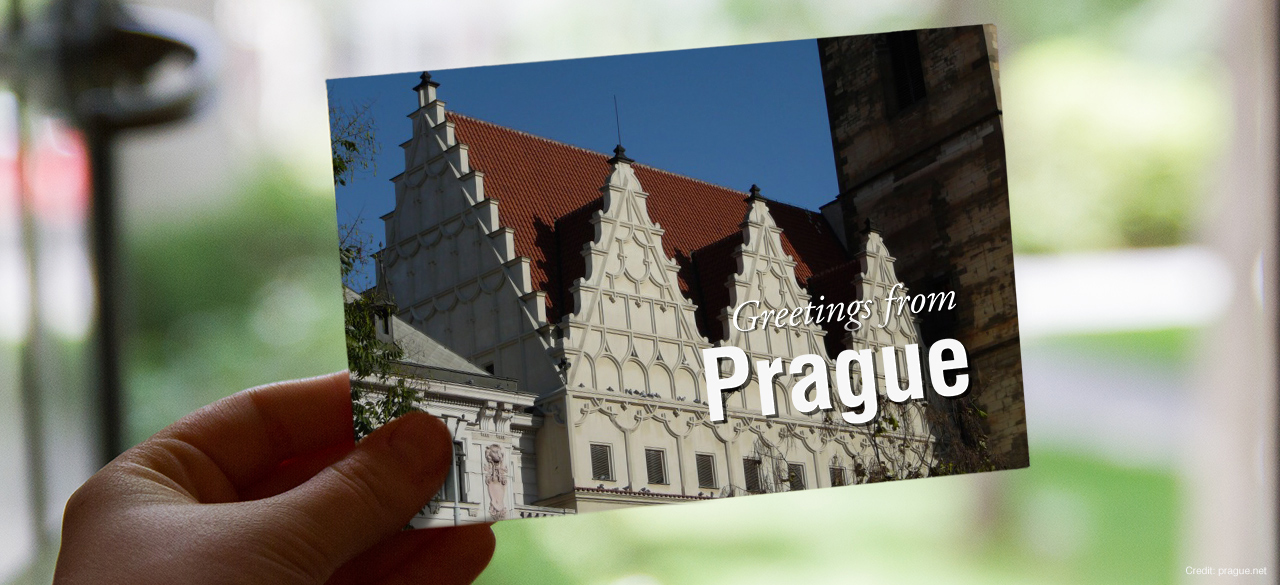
[53,372,495,584]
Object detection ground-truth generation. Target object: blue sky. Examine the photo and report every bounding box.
[327,38,838,288]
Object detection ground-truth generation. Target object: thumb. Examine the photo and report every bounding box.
[267,411,454,576]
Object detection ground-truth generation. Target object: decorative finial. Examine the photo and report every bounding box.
[746,184,764,202]
[614,95,623,147]
[413,71,438,91]
[862,217,880,234]
[608,144,634,164]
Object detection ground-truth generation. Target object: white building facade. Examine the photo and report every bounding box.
[376,73,937,514]
[351,307,571,525]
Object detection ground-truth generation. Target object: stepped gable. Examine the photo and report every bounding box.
[449,112,852,336]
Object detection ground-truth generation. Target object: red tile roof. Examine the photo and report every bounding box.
[450,113,856,342]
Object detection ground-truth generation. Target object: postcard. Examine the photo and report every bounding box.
[327,24,1027,527]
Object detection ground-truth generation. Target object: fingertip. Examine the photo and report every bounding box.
[303,370,353,396]
[271,409,455,570]
[381,412,452,483]
[327,524,497,585]
[397,525,497,584]
[450,522,497,557]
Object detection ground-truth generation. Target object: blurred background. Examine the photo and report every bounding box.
[0,0,1275,583]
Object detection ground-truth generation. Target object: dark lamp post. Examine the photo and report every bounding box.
[1,0,215,549]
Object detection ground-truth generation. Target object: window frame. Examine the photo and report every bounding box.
[644,448,668,485]
[830,465,847,487]
[438,440,469,502]
[695,452,717,489]
[788,462,806,491]
[589,443,615,482]
[743,457,763,494]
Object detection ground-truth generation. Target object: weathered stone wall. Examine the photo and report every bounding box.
[819,25,1028,467]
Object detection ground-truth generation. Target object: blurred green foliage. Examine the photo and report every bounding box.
[1004,39,1227,253]
[124,173,347,443]
[998,451,1178,584]
[973,0,1150,44]
[1027,327,1196,369]
[476,450,1176,584]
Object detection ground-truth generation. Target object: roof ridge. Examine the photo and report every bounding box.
[633,163,748,201]
[448,110,796,207]
[755,195,829,217]
[448,111,614,164]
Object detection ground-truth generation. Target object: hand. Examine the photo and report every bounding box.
[53,372,494,584]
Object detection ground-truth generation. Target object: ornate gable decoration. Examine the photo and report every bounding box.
[719,187,830,361]
[558,148,709,401]
[847,223,921,351]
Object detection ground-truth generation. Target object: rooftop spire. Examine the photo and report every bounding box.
[413,71,438,91]
[608,144,634,164]
[613,95,623,146]
[413,71,440,108]
[746,184,765,202]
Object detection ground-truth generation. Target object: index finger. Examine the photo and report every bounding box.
[149,371,357,494]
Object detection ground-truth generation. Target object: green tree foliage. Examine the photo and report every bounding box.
[342,232,420,439]
[331,97,420,439]
[334,114,421,444]
[330,99,380,187]
[926,396,1003,477]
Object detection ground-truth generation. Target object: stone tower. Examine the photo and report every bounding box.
[818,26,1028,467]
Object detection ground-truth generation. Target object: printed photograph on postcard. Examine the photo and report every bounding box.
[327,24,1027,528]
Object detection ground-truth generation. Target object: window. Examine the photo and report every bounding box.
[644,449,667,485]
[788,463,806,491]
[696,453,717,489]
[440,440,468,501]
[743,458,763,494]
[590,444,613,481]
[830,466,847,487]
[886,30,927,111]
